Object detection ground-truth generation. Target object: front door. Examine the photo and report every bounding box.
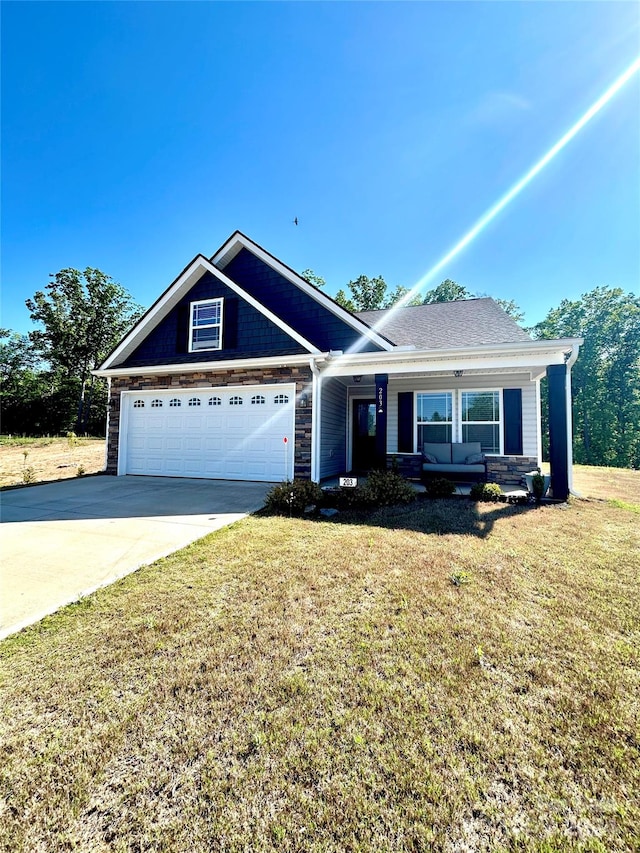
[352,399,377,472]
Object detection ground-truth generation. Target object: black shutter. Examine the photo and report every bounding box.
[176,304,189,354]
[398,392,414,452]
[503,388,523,455]
[223,297,238,350]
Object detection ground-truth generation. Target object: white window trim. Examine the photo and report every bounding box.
[459,388,503,456]
[411,388,505,455]
[188,297,224,353]
[414,389,455,450]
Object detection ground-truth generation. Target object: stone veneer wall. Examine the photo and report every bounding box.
[107,366,313,479]
[486,456,539,488]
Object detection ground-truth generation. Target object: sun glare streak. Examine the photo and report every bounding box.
[338,56,640,357]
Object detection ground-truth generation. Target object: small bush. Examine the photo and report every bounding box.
[424,477,456,498]
[22,466,36,484]
[470,482,503,502]
[362,469,416,507]
[264,479,324,516]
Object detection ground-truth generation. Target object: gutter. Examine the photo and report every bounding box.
[565,343,581,496]
[309,358,322,483]
[93,352,325,379]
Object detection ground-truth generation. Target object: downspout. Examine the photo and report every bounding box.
[104,376,111,472]
[565,344,580,495]
[310,358,321,483]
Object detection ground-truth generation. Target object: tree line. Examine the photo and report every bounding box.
[1,268,638,468]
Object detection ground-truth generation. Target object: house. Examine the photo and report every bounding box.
[95,231,582,500]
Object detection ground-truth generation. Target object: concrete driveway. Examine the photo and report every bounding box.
[0,475,271,640]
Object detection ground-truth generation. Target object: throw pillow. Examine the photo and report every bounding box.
[423,452,438,464]
[465,452,485,465]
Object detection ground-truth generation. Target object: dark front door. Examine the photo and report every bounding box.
[352,399,377,472]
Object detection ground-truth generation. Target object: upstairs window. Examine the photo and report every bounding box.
[189,298,223,352]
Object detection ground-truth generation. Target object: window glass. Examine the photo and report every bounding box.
[274,394,289,405]
[188,397,201,407]
[229,395,243,405]
[133,400,145,408]
[151,399,163,408]
[416,392,452,446]
[461,391,500,453]
[190,299,222,352]
[251,395,266,405]
[169,398,181,407]
[208,396,221,406]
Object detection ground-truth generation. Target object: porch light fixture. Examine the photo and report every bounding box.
[299,393,308,407]
[353,375,362,383]
[453,370,464,378]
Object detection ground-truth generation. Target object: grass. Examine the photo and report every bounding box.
[1,478,639,851]
[573,464,640,505]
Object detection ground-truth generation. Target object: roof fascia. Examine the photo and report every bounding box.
[94,352,326,379]
[99,255,321,371]
[320,338,583,377]
[210,231,395,352]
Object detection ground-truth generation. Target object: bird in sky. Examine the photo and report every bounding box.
[293,217,298,226]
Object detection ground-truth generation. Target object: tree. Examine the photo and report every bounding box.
[335,275,389,312]
[422,279,473,304]
[0,330,47,433]
[301,269,326,289]
[26,268,143,433]
[494,298,525,324]
[533,287,640,468]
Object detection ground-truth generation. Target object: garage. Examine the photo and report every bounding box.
[119,384,296,481]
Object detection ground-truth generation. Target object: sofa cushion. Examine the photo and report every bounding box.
[465,452,485,465]
[451,442,482,464]
[423,452,438,464]
[423,442,452,464]
[422,463,486,474]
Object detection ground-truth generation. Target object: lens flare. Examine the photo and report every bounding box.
[344,55,640,351]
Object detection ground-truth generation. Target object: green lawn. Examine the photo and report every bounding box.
[1,490,639,852]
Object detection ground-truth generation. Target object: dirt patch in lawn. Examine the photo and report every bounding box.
[0,437,106,488]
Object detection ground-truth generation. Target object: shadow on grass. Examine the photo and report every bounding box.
[322,496,532,539]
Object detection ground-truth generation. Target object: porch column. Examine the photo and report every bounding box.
[547,364,569,501]
[375,373,388,469]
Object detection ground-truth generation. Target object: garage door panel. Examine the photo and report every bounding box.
[124,386,295,481]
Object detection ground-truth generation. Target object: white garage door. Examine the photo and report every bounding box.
[121,385,296,481]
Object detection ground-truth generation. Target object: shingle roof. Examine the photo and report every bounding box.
[355,298,532,349]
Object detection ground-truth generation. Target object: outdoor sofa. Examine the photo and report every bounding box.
[421,441,487,482]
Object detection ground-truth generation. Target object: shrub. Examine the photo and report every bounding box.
[264,479,324,516]
[362,469,416,507]
[424,477,456,498]
[469,482,503,502]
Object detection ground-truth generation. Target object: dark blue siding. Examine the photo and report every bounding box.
[221,248,384,354]
[119,271,306,368]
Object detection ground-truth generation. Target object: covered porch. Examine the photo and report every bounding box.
[312,340,581,501]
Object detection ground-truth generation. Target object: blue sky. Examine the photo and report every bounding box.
[2,1,639,335]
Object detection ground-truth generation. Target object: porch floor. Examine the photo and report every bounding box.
[321,476,529,500]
